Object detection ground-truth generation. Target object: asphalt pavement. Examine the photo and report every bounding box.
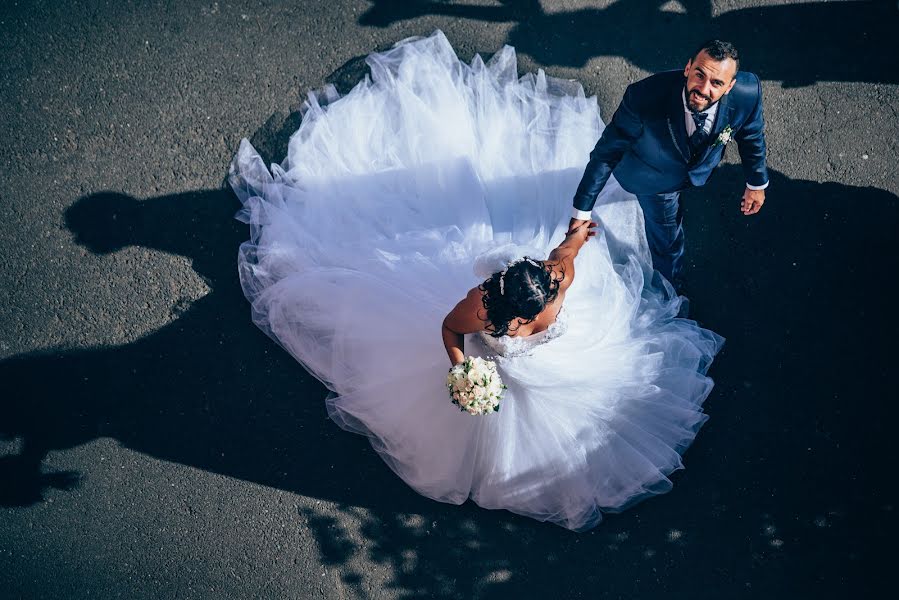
[2,1,897,598]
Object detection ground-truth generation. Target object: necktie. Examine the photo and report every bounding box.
[688,111,709,157]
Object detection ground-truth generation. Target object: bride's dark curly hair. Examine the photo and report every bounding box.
[479,258,562,337]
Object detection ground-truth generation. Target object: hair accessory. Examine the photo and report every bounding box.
[499,257,541,296]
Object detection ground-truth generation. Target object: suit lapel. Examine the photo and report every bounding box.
[667,79,690,163]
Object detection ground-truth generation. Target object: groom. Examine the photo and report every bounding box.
[570,40,768,288]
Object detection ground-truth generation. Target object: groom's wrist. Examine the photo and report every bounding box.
[745,181,768,191]
[571,207,593,221]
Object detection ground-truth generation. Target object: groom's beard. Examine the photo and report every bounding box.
[685,85,717,113]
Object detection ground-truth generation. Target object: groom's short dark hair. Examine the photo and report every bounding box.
[691,40,740,72]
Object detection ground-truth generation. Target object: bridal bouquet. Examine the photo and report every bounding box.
[446,356,506,415]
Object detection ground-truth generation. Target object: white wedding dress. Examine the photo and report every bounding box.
[229,31,723,531]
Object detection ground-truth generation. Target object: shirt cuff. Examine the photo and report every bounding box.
[571,208,593,221]
[745,181,769,191]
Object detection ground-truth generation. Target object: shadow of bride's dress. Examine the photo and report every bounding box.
[228,31,722,531]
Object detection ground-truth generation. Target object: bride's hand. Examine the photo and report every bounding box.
[566,219,598,242]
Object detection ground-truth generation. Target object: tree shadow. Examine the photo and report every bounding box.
[358,0,898,86]
[1,163,895,597]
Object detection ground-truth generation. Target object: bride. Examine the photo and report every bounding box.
[229,31,723,531]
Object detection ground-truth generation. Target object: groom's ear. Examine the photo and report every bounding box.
[724,77,737,95]
[683,59,692,78]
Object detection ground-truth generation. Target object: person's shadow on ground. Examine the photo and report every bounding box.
[1,158,896,596]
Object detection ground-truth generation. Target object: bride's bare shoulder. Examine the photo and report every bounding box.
[444,286,489,334]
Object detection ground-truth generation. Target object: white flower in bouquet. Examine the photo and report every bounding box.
[446,356,506,415]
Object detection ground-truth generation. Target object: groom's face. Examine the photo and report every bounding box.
[683,50,737,112]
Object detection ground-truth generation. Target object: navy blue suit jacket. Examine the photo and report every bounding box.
[573,70,768,211]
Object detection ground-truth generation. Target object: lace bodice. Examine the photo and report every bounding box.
[476,306,569,358]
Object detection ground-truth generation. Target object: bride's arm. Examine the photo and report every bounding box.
[442,287,488,366]
[546,220,597,287]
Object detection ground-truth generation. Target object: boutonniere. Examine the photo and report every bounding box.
[713,125,734,148]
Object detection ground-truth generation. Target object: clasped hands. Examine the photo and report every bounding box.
[566,219,598,240]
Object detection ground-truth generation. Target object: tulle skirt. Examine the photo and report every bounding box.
[229,31,723,531]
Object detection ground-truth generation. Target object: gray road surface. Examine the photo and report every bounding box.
[2,1,897,598]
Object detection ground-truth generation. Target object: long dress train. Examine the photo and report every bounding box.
[229,31,723,531]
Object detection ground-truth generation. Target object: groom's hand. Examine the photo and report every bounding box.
[741,187,765,216]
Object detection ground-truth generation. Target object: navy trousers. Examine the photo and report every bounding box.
[636,191,685,285]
